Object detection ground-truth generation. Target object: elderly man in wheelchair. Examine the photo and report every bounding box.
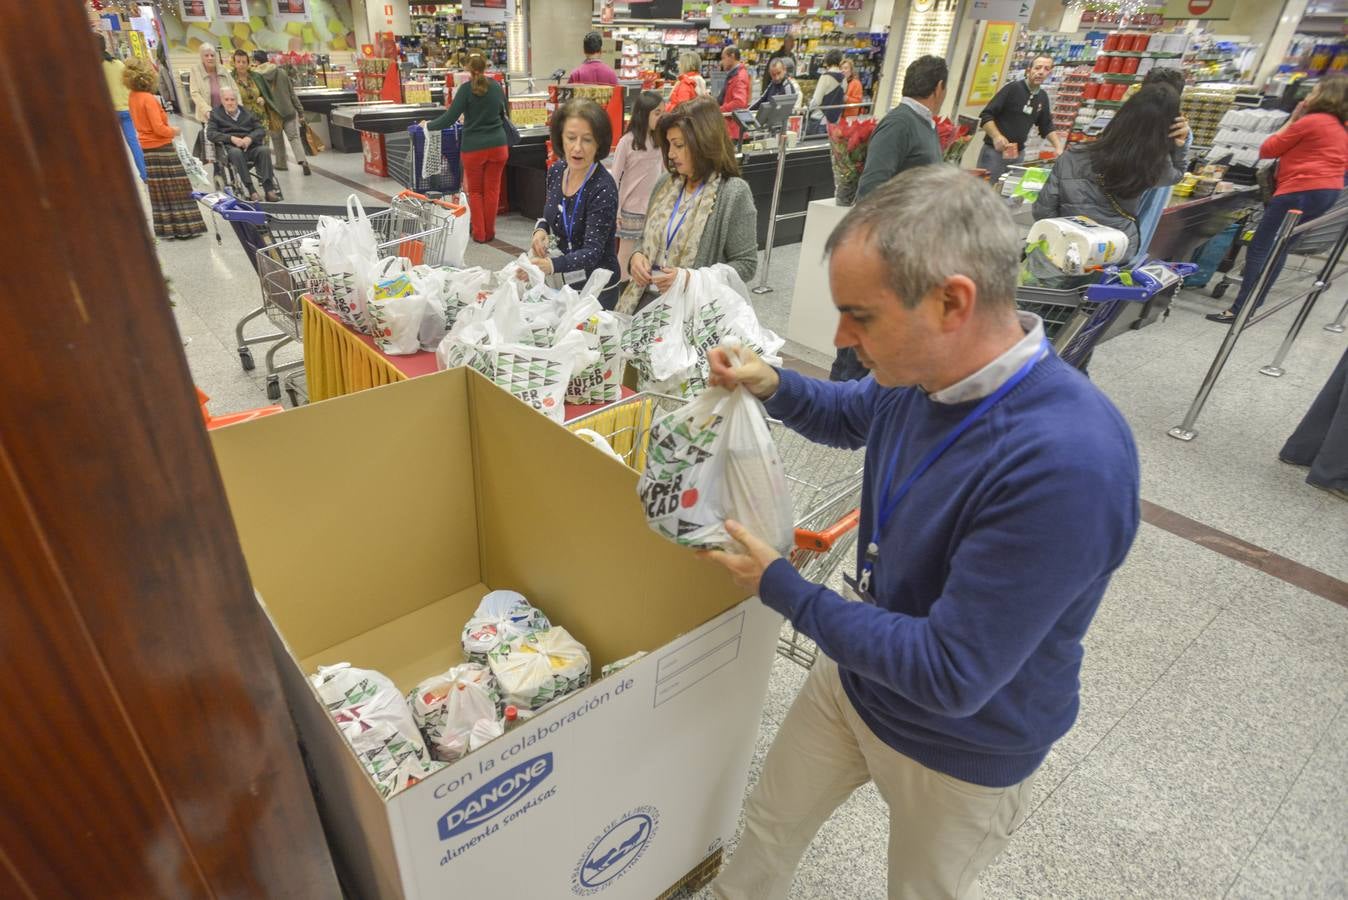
[206,85,281,202]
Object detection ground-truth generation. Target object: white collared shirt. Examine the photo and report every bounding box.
[899,96,936,129]
[929,312,1048,404]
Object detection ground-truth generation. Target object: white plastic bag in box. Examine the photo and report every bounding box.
[488,626,592,711]
[311,663,443,798]
[461,590,552,664]
[637,367,794,554]
[409,663,502,762]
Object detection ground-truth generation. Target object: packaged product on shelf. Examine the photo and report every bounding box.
[461,589,552,664]
[311,663,443,799]
[488,626,592,710]
[409,663,502,762]
[637,366,795,553]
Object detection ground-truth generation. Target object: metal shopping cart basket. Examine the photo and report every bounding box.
[566,392,865,669]
[1016,260,1198,368]
[253,198,461,404]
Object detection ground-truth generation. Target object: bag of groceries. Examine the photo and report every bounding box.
[316,195,381,331]
[366,257,431,355]
[637,363,794,553]
[461,590,552,665]
[409,663,502,762]
[311,663,443,798]
[488,626,591,711]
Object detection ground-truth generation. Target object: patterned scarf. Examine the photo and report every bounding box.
[617,173,721,314]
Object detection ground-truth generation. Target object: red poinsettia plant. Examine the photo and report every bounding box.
[935,116,973,162]
[826,117,878,183]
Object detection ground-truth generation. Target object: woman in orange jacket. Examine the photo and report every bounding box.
[666,50,707,111]
[841,58,865,119]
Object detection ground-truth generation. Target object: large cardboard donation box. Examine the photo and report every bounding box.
[210,369,782,899]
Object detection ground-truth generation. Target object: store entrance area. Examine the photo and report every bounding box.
[18,0,1345,896]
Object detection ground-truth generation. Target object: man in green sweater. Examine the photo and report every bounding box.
[832,55,946,381]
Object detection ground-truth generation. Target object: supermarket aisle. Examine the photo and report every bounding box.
[157,146,1347,899]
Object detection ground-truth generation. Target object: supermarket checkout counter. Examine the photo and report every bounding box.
[503,127,835,247]
[302,87,445,152]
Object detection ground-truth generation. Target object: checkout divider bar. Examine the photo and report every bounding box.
[1259,206,1348,377]
[1169,205,1348,441]
[748,100,874,297]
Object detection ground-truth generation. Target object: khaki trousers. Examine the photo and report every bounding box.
[271,115,306,169]
[713,658,1037,900]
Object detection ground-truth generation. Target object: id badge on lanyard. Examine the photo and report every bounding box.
[850,341,1048,600]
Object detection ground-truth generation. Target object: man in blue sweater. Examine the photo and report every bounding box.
[705,165,1140,899]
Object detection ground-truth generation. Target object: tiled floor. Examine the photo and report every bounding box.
[157,137,1347,899]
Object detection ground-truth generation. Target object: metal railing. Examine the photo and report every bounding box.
[746,100,875,296]
[1168,203,1348,442]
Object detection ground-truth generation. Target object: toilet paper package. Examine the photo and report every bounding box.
[488,626,592,711]
[311,663,444,799]
[461,590,552,664]
[1025,216,1130,275]
[408,663,503,762]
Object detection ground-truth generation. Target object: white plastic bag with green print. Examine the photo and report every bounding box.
[558,269,626,404]
[460,590,552,665]
[488,626,592,711]
[620,271,698,392]
[310,663,444,799]
[637,358,794,553]
[408,663,502,762]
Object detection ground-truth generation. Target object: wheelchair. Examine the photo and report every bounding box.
[206,134,283,202]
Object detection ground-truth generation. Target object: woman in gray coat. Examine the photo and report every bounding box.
[620,97,758,313]
[1033,84,1187,255]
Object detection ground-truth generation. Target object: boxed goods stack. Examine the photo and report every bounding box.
[210,369,782,899]
[1181,85,1242,146]
[1207,108,1290,168]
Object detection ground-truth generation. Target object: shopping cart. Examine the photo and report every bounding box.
[254,198,462,404]
[566,392,865,669]
[1016,260,1198,368]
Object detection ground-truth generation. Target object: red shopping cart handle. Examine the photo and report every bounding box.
[394,189,468,217]
[794,508,861,553]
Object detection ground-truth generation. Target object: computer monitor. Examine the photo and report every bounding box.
[755,93,796,133]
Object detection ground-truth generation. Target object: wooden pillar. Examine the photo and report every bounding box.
[0,2,342,895]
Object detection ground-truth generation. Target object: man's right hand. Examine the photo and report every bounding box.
[708,344,779,400]
[992,134,1009,152]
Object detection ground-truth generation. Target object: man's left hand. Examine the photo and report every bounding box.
[241,136,252,148]
[1170,115,1190,146]
[698,520,783,594]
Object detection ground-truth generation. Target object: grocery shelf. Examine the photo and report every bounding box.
[1098,74,1142,82]
[1096,51,1184,58]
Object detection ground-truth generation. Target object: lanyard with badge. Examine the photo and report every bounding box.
[848,341,1048,601]
[557,162,597,253]
[662,179,706,265]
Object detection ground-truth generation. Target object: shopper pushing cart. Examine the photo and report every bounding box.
[696,166,1141,900]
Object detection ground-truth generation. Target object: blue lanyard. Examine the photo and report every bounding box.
[861,341,1048,588]
[664,180,706,257]
[558,163,596,251]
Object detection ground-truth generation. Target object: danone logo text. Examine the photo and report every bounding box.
[437,753,554,841]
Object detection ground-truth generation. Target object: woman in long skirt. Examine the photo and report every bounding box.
[125,59,206,240]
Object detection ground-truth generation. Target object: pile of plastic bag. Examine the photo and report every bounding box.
[313,590,595,794]
[434,258,622,420]
[621,265,784,398]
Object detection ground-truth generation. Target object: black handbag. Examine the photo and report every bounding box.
[1256,160,1279,202]
[502,110,521,147]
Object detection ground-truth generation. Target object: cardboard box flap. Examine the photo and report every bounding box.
[211,370,483,660]
[468,373,747,671]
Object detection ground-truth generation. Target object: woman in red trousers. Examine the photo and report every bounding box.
[423,55,510,243]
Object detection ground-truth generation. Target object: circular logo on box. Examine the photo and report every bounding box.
[571,805,659,895]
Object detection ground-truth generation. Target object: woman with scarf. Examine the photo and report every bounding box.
[619,97,758,314]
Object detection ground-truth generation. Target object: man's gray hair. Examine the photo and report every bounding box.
[824,165,1021,313]
[219,85,238,98]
